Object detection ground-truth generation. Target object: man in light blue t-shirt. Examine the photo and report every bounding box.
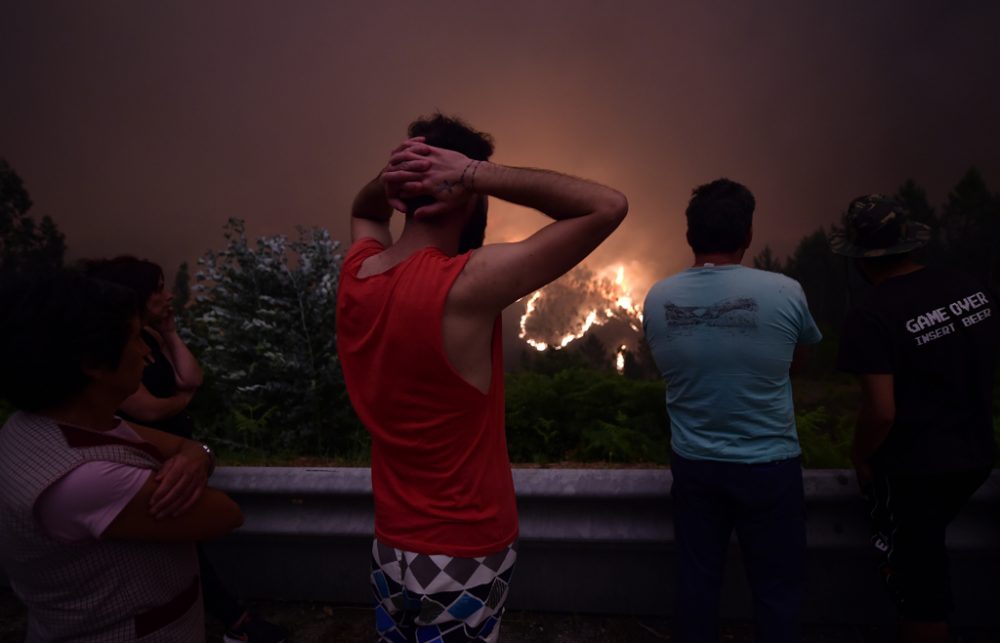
[643,178,821,643]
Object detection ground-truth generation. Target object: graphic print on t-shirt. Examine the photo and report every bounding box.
[661,297,758,338]
[904,290,993,347]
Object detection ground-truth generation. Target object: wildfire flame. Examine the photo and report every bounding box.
[518,264,644,352]
[519,291,548,351]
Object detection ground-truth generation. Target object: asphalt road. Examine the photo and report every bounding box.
[2,590,998,642]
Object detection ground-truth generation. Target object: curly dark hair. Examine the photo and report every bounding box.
[685,178,756,255]
[0,269,139,411]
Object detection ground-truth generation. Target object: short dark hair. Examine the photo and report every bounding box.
[81,256,164,308]
[408,113,494,161]
[0,269,139,411]
[685,178,756,254]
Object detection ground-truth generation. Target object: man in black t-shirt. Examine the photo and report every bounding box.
[832,194,998,643]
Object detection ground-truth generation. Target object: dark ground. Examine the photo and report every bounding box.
[2,589,998,643]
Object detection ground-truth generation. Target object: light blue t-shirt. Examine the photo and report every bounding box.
[642,265,822,463]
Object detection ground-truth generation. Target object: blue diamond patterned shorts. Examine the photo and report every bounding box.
[370,538,518,643]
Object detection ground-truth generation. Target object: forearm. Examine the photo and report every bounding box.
[120,389,193,423]
[852,373,895,464]
[160,332,203,389]
[352,176,392,221]
[350,175,395,245]
[471,162,627,222]
[852,408,893,462]
[105,485,243,543]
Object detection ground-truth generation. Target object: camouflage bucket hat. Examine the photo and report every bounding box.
[828,194,931,258]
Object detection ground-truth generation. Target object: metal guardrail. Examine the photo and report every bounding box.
[203,468,1000,626]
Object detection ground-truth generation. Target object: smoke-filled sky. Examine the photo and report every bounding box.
[2,1,999,314]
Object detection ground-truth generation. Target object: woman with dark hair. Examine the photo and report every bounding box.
[0,269,243,642]
[84,256,287,643]
[83,256,202,438]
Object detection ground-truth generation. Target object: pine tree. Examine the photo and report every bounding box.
[173,261,191,311]
[0,159,65,273]
[752,245,783,273]
[940,168,1000,287]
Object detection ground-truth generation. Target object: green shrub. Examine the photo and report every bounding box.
[505,368,668,464]
[796,406,852,468]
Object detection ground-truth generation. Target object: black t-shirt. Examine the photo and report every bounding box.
[837,265,998,474]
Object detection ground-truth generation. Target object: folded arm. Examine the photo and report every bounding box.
[106,417,242,542]
[126,423,215,519]
[103,480,243,543]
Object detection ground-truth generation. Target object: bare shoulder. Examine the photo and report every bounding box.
[449,242,525,313]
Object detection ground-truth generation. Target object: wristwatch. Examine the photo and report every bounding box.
[200,443,216,477]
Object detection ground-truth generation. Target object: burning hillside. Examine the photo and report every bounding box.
[518,264,644,352]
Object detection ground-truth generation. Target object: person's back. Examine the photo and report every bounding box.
[839,263,997,474]
[338,241,516,555]
[336,114,627,643]
[644,265,818,463]
[642,178,820,643]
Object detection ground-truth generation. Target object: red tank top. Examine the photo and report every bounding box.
[336,238,518,556]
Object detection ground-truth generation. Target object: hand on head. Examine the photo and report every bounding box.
[381,137,479,218]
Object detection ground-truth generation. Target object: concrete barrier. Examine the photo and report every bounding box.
[203,468,1000,626]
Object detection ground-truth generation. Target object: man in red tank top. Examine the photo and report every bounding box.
[336,114,628,643]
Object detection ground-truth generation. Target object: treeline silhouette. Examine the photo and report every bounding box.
[756,168,1000,336]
